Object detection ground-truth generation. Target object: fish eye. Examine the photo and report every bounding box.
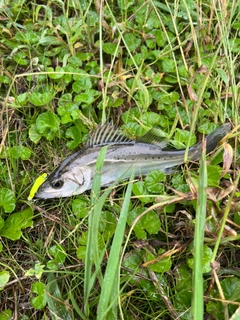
[51,179,64,189]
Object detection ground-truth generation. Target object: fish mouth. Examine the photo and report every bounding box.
[33,182,59,199]
[34,192,56,199]
[34,190,60,199]
[34,187,66,199]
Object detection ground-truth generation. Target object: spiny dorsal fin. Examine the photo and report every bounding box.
[136,127,170,149]
[87,123,132,147]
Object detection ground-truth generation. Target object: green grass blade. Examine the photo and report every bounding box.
[191,141,207,319]
[84,147,133,317]
[69,290,87,320]
[84,145,108,316]
[97,170,135,320]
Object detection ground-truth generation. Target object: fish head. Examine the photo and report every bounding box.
[34,165,92,199]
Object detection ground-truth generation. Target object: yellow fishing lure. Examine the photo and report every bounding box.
[28,173,48,201]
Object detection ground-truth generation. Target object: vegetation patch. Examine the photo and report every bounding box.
[0,0,239,319]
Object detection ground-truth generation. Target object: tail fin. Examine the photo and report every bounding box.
[189,123,231,161]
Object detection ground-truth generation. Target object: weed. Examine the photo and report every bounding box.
[0,0,239,319]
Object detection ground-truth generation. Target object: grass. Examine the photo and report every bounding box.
[191,143,207,319]
[0,0,239,319]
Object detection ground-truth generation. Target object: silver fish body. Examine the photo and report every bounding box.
[35,123,231,199]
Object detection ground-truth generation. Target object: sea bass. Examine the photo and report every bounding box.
[34,123,231,199]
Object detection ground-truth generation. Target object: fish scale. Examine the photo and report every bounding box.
[34,123,231,199]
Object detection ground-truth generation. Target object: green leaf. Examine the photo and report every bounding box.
[0,218,4,231]
[15,30,39,43]
[146,249,172,273]
[106,96,124,108]
[0,207,33,240]
[207,165,222,187]
[68,55,83,67]
[152,29,167,47]
[77,246,86,261]
[72,198,89,218]
[161,59,175,72]
[132,181,151,203]
[216,68,229,85]
[74,90,99,105]
[146,38,155,49]
[0,271,10,291]
[141,211,161,235]
[229,38,240,53]
[206,277,240,319]
[174,128,196,148]
[39,36,65,46]
[147,13,161,29]
[36,112,60,140]
[25,263,45,280]
[47,244,67,270]
[142,111,168,128]
[155,91,180,106]
[58,93,73,106]
[30,282,47,310]
[72,77,92,93]
[124,33,141,51]
[134,80,151,110]
[198,122,217,134]
[102,43,119,55]
[28,92,54,106]
[173,264,192,313]
[138,276,161,301]
[85,10,99,26]
[222,277,240,302]
[117,0,134,10]
[29,124,42,143]
[0,188,15,213]
[7,146,31,160]
[16,92,28,105]
[0,75,11,84]
[47,66,65,79]
[0,309,12,320]
[163,75,178,83]
[57,103,80,124]
[145,170,166,193]
[122,252,143,285]
[78,231,88,246]
[74,52,93,61]
[46,273,73,320]
[66,126,82,149]
[121,122,146,139]
[121,107,141,123]
[13,52,28,65]
[187,245,212,273]
[72,69,86,81]
[99,211,117,239]
[127,208,161,239]
[171,173,190,193]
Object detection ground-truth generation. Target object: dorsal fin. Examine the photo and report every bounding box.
[87,123,132,147]
[136,127,170,149]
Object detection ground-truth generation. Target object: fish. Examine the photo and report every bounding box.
[34,122,231,199]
